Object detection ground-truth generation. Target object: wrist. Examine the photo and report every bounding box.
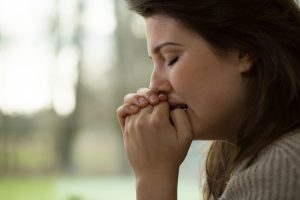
[135,168,179,200]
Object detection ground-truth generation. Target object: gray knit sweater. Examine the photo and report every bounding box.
[220,130,300,200]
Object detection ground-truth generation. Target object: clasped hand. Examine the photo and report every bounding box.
[116,88,193,179]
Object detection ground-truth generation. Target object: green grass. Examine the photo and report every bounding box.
[0,177,56,200]
[0,176,201,200]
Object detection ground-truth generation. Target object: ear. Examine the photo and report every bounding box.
[238,52,252,74]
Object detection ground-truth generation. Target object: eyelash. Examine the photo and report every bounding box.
[168,56,179,66]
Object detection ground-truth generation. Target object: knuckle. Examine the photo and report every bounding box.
[137,88,152,97]
[132,95,141,104]
[136,87,149,93]
[129,105,139,113]
[116,105,125,115]
[119,104,132,116]
[145,89,155,97]
[124,93,141,105]
[123,93,135,102]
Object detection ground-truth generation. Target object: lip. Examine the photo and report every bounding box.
[168,98,188,110]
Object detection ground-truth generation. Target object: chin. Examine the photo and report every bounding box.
[190,123,221,141]
[193,133,214,140]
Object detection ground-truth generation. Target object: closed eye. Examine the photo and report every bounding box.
[168,56,179,66]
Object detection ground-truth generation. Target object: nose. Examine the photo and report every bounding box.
[149,66,172,94]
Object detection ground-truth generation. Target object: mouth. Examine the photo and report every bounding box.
[168,101,189,111]
[168,99,189,126]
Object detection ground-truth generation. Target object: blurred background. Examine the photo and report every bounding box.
[0,0,210,199]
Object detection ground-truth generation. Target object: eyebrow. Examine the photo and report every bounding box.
[150,42,183,58]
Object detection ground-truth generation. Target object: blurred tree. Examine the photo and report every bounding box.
[115,0,131,174]
[112,0,152,174]
[52,0,85,173]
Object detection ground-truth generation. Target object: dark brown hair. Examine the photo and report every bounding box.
[124,0,300,199]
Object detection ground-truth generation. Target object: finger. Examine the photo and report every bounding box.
[136,87,152,97]
[137,88,157,104]
[158,93,168,101]
[139,104,154,115]
[124,93,149,108]
[152,101,170,122]
[137,88,164,105]
[116,104,139,128]
[170,108,193,142]
[124,115,131,134]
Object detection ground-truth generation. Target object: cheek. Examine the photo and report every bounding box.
[170,61,209,105]
[169,67,195,99]
[170,63,246,137]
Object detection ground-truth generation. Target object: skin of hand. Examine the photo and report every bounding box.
[116,88,167,131]
[124,101,192,177]
[116,88,193,200]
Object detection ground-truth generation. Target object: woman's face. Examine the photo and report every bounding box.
[146,15,251,141]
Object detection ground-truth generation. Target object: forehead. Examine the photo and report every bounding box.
[146,15,180,37]
[145,15,197,53]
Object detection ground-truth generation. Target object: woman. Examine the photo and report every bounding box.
[116,0,300,199]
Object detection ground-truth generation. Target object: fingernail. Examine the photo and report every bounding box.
[134,99,140,105]
[149,95,158,102]
[129,105,138,111]
[158,93,166,99]
[139,97,147,105]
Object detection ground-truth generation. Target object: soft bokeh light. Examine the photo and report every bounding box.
[130,15,146,39]
[0,0,54,115]
[0,0,53,36]
[82,0,116,37]
[53,45,79,116]
[0,42,53,115]
[0,0,116,115]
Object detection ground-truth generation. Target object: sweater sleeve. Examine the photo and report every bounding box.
[220,133,300,200]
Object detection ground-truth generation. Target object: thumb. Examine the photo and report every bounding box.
[170,108,193,143]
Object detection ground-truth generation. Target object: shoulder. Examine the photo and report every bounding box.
[262,129,300,170]
[221,130,300,200]
[272,129,300,159]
